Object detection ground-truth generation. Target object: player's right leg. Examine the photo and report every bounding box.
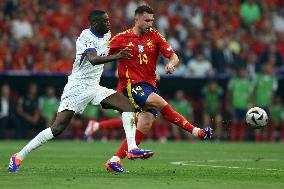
[145,92,213,140]
[8,110,74,173]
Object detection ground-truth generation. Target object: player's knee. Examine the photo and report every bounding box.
[51,120,69,136]
[50,125,63,136]
[146,93,167,110]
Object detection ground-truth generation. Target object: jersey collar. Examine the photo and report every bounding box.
[89,27,104,38]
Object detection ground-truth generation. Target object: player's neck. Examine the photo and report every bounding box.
[132,26,146,36]
[90,27,104,38]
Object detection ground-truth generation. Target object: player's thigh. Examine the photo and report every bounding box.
[100,92,134,112]
[58,82,94,114]
[90,85,116,106]
[137,111,155,134]
[145,92,168,110]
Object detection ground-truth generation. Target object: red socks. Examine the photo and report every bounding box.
[115,129,145,159]
[160,104,195,133]
[99,118,123,129]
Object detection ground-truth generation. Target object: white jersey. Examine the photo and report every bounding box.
[57,29,116,114]
[68,28,111,85]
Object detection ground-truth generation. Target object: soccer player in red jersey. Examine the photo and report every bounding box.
[85,5,213,173]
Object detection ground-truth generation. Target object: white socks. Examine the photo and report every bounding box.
[121,112,138,150]
[110,156,121,162]
[17,127,54,161]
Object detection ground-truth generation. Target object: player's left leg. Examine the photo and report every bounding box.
[145,92,212,140]
[105,111,154,172]
[100,92,153,159]
[9,110,75,173]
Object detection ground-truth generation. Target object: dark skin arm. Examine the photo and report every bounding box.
[85,47,132,65]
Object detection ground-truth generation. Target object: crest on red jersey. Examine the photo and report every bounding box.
[138,45,144,53]
[146,39,154,49]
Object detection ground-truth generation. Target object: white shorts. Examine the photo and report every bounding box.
[58,81,116,114]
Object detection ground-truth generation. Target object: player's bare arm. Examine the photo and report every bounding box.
[165,53,179,74]
[86,47,133,65]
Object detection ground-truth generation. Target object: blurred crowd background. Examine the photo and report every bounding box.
[1,0,284,142]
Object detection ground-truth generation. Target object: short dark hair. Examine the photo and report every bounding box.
[88,10,106,23]
[134,5,154,15]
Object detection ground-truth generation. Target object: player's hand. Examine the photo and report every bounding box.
[117,47,133,59]
[164,62,175,74]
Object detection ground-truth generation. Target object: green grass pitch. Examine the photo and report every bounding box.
[1,141,284,189]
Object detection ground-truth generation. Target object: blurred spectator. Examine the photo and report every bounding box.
[157,14,169,36]
[10,12,34,40]
[125,0,138,22]
[24,54,35,71]
[0,0,284,78]
[240,0,261,26]
[259,43,283,70]
[0,84,20,139]
[16,83,45,138]
[272,8,284,33]
[214,35,240,74]
[246,52,258,78]
[270,96,284,142]
[45,4,74,34]
[169,90,194,141]
[187,3,203,29]
[39,86,60,128]
[187,51,214,77]
[227,67,253,141]
[253,64,278,141]
[202,80,223,140]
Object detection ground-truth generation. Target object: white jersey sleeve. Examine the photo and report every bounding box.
[68,29,111,85]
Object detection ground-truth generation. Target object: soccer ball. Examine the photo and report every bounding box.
[246,107,268,128]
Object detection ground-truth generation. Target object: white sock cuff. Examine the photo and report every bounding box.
[43,127,54,140]
[192,127,200,137]
[110,156,121,162]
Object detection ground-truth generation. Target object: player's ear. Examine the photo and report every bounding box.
[134,15,139,22]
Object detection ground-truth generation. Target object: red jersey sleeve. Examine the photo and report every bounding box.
[155,31,174,58]
[109,34,124,55]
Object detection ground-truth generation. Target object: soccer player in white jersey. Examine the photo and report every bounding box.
[8,10,153,173]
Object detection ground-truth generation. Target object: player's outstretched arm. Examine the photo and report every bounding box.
[86,47,132,65]
[164,53,179,74]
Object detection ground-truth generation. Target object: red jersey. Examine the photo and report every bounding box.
[110,28,174,91]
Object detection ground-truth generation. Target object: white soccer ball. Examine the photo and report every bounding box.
[246,107,268,128]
